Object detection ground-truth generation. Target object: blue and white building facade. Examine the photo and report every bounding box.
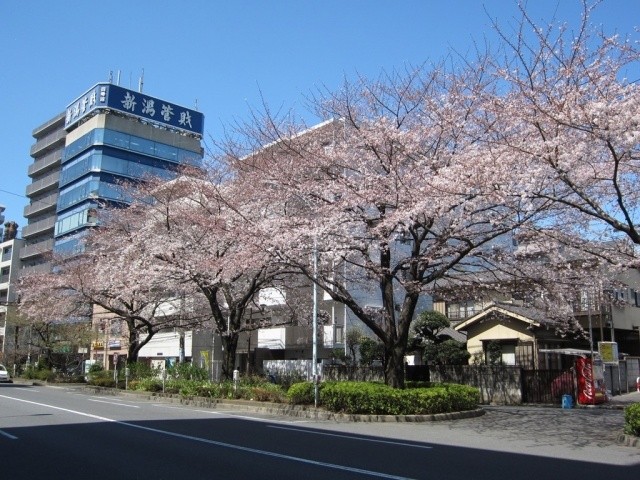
[54,83,204,253]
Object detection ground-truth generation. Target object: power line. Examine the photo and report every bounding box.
[0,188,26,199]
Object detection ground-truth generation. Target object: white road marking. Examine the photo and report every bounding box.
[12,388,39,392]
[151,404,306,423]
[87,398,140,408]
[0,394,412,479]
[270,425,433,449]
[0,429,18,440]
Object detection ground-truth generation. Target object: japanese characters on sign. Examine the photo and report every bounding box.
[64,83,204,136]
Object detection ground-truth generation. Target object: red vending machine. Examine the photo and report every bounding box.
[576,355,606,405]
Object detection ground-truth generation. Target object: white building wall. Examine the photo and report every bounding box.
[138,331,193,359]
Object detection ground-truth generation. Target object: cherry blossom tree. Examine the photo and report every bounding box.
[120,171,306,379]
[16,272,92,368]
[18,218,203,365]
[224,62,556,388]
[490,0,640,256]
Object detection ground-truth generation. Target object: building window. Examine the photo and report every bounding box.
[485,340,517,365]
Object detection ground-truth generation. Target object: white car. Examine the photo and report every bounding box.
[0,364,11,382]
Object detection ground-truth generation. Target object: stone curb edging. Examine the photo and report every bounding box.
[617,433,640,449]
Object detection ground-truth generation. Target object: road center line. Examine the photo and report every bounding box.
[0,395,412,479]
[269,425,433,449]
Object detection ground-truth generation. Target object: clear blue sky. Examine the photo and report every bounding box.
[1,0,638,232]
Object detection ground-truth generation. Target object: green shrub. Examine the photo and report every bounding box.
[57,374,86,384]
[273,372,308,390]
[194,383,224,398]
[624,403,640,437]
[321,382,397,414]
[126,362,156,380]
[87,370,116,388]
[319,381,479,415]
[288,382,316,405]
[405,381,433,389]
[88,363,104,373]
[250,383,287,403]
[131,377,163,392]
[22,365,56,382]
[167,362,208,381]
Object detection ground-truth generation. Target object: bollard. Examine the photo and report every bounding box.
[233,369,239,393]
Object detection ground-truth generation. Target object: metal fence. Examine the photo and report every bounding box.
[521,369,574,404]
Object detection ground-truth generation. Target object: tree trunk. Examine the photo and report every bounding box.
[127,341,139,364]
[221,334,239,380]
[384,342,407,388]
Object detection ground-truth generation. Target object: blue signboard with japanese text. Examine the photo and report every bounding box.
[64,83,204,136]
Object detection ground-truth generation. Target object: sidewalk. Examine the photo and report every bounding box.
[606,389,640,409]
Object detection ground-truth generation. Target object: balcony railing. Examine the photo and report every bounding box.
[24,192,58,218]
[25,171,60,196]
[21,216,56,238]
[20,238,54,260]
[30,129,66,156]
[19,263,53,276]
[28,150,62,177]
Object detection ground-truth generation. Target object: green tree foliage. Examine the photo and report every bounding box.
[345,327,363,365]
[412,311,450,344]
[423,339,470,365]
[359,337,385,366]
[486,341,503,365]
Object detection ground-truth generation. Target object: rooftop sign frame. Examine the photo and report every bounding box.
[64,83,204,137]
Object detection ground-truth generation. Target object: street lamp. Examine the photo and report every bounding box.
[312,237,318,408]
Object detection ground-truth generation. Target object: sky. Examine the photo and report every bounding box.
[1,0,639,233]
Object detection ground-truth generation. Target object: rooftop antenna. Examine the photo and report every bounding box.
[194,98,199,111]
[117,70,121,86]
[138,68,144,93]
[108,70,113,84]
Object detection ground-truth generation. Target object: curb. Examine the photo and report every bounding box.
[617,433,640,449]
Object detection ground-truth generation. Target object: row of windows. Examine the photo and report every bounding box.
[54,206,99,238]
[57,176,130,213]
[54,232,86,255]
[63,128,202,167]
[59,148,177,188]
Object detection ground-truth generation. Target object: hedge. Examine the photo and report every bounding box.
[624,403,640,437]
[311,381,479,415]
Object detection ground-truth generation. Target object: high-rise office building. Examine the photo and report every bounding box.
[21,82,205,270]
[21,114,65,273]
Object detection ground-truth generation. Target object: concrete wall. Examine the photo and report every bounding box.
[430,365,523,405]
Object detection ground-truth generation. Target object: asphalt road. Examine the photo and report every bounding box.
[0,383,638,479]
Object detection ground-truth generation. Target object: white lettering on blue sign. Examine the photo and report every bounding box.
[179,111,192,128]
[142,98,156,117]
[161,104,174,121]
[121,92,137,112]
[66,84,202,135]
[89,90,97,109]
